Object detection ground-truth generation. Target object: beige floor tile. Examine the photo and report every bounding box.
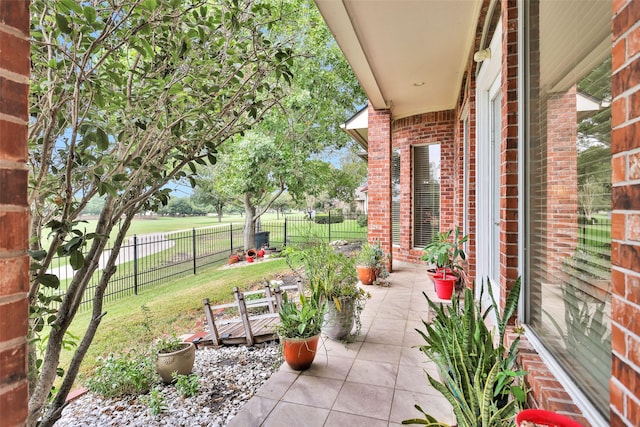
[302,355,354,380]
[346,359,398,388]
[370,317,407,332]
[226,396,277,427]
[395,364,438,394]
[324,410,388,427]
[399,345,430,367]
[332,382,394,420]
[364,326,406,346]
[256,371,299,400]
[262,401,329,427]
[320,337,362,359]
[356,341,403,364]
[403,325,426,347]
[389,389,454,425]
[281,375,343,409]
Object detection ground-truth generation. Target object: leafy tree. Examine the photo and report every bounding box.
[271,192,294,219]
[162,197,195,216]
[192,176,231,222]
[27,0,294,424]
[195,0,365,248]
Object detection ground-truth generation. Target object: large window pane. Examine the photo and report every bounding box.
[526,0,611,417]
[414,144,440,247]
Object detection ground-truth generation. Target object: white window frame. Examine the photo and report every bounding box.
[476,19,502,304]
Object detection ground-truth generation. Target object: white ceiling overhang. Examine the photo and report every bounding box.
[315,0,483,120]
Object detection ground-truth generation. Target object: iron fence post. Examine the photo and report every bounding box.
[133,235,138,295]
[230,223,233,253]
[328,211,331,243]
[193,228,197,275]
[284,217,287,247]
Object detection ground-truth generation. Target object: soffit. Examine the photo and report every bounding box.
[315,0,483,119]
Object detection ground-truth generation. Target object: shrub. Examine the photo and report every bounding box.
[174,373,199,397]
[314,210,344,224]
[85,351,155,398]
[356,214,368,227]
[141,387,168,415]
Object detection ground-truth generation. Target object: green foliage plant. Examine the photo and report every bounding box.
[85,352,155,398]
[173,373,200,398]
[141,387,168,416]
[356,214,368,228]
[276,292,325,339]
[405,278,526,426]
[356,241,390,283]
[283,239,370,342]
[155,334,187,354]
[421,228,468,279]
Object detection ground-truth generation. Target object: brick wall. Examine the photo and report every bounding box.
[500,0,520,299]
[367,102,393,268]
[391,111,456,263]
[610,1,640,425]
[0,1,31,426]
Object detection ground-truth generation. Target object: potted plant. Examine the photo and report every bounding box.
[406,278,526,426]
[356,241,389,285]
[284,241,370,342]
[276,291,325,370]
[154,335,196,383]
[421,228,468,299]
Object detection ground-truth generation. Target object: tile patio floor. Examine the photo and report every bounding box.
[227,261,455,427]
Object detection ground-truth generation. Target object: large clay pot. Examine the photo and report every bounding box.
[322,297,355,340]
[281,334,320,370]
[433,273,456,300]
[356,265,376,285]
[156,342,196,383]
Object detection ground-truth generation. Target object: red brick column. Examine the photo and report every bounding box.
[610,1,640,425]
[545,87,578,279]
[0,1,31,426]
[500,0,520,301]
[367,102,393,269]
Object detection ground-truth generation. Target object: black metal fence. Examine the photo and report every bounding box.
[49,213,367,310]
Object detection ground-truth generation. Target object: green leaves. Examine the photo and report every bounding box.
[55,13,71,34]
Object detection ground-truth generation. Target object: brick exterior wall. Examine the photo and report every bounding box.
[0,1,31,426]
[610,1,640,425]
[367,102,393,269]
[500,0,520,298]
[391,111,456,264]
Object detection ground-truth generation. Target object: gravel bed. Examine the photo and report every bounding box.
[55,343,282,427]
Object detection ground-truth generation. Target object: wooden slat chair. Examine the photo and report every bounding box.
[201,279,305,346]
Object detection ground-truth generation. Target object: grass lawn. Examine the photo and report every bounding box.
[57,258,291,387]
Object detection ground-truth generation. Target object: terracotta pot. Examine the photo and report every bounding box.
[155,342,195,383]
[356,265,376,285]
[281,334,320,370]
[228,254,239,264]
[433,273,456,299]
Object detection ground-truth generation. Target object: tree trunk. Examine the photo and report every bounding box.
[243,193,256,250]
[38,213,135,427]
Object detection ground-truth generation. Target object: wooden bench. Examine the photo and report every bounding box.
[200,280,304,346]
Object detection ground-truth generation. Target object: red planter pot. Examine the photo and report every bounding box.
[281,334,320,371]
[433,273,456,299]
[516,409,585,427]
